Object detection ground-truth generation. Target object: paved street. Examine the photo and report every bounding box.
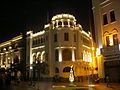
[94,83,120,90]
[53,82,120,90]
[1,81,120,90]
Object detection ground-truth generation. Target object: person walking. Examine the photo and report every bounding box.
[17,71,21,84]
[106,76,110,87]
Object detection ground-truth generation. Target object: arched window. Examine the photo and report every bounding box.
[63,67,71,72]
[55,49,58,61]
[54,22,57,27]
[32,40,35,45]
[106,36,110,46]
[112,28,118,45]
[70,21,74,27]
[64,21,68,25]
[58,21,62,25]
[62,49,72,61]
[113,34,118,45]
[64,32,69,41]
[103,31,109,46]
[41,37,43,43]
[37,53,41,61]
[33,54,36,62]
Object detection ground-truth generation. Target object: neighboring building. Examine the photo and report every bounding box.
[26,13,98,82]
[92,0,120,82]
[0,34,26,77]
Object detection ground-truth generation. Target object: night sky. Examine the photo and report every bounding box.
[0,0,94,43]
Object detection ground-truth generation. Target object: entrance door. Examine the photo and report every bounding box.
[105,65,120,82]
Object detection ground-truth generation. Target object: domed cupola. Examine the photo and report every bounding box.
[51,14,76,29]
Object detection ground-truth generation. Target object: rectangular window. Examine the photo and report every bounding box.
[106,36,110,46]
[103,14,108,25]
[113,34,118,45]
[74,34,76,42]
[55,49,58,61]
[64,32,69,41]
[41,37,43,43]
[54,33,57,42]
[110,10,116,22]
[32,40,35,45]
[38,38,40,44]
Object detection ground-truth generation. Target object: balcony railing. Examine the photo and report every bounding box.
[101,45,120,56]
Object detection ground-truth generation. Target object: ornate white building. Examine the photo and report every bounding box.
[92,0,120,82]
[0,34,25,69]
[26,13,97,81]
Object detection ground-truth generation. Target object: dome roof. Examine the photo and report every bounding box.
[52,14,76,21]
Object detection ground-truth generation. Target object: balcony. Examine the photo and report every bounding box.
[101,45,120,61]
[101,45,120,56]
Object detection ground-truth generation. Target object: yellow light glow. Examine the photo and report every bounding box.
[44,24,50,28]
[12,35,22,42]
[81,30,90,38]
[0,41,10,47]
[96,48,101,56]
[27,31,32,35]
[109,35,113,46]
[59,49,62,62]
[51,14,76,21]
[83,50,92,62]
[0,35,22,47]
[72,49,75,62]
[32,30,45,37]
[30,66,33,69]
[32,45,45,50]
[92,47,95,51]
[55,46,76,49]
[8,57,10,60]
[41,51,45,61]
[82,45,91,49]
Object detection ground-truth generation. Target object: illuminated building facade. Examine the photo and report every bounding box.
[0,34,26,70]
[92,0,120,82]
[26,14,97,81]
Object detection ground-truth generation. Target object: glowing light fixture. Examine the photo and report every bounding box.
[69,65,74,83]
[109,35,113,46]
[30,66,33,69]
[59,48,62,62]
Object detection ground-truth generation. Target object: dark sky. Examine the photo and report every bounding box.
[0,0,94,43]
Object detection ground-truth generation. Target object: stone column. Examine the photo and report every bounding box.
[59,48,62,62]
[72,48,75,62]
[6,52,8,64]
[62,19,64,27]
[68,19,70,27]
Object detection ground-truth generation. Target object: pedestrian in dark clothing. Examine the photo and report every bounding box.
[106,76,110,87]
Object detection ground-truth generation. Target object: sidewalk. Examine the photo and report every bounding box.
[10,81,120,90]
[53,81,120,90]
[95,83,120,90]
[24,81,53,90]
